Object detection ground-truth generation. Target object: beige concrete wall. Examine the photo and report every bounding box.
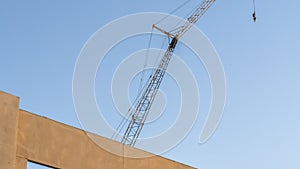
[0,91,196,169]
[17,110,123,169]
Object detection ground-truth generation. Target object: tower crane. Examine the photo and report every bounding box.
[120,0,216,146]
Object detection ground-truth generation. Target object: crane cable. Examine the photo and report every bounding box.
[150,35,168,77]
[112,30,154,140]
[138,28,154,94]
[155,0,194,26]
[112,29,154,140]
[138,27,170,93]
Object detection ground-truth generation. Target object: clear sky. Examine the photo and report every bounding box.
[1,0,300,169]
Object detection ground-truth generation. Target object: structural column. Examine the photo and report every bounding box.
[0,91,20,169]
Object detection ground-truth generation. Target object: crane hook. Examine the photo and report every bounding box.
[252,0,257,22]
[252,12,256,22]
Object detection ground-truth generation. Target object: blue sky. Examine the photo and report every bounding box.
[27,161,53,169]
[1,0,300,169]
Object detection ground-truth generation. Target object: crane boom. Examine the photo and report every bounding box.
[175,0,216,38]
[121,38,177,146]
[121,0,216,146]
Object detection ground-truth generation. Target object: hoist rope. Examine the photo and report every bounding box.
[155,0,194,26]
[150,35,168,77]
[112,29,154,140]
[138,28,154,94]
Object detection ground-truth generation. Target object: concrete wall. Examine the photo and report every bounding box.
[0,91,195,169]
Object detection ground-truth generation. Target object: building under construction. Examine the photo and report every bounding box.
[0,90,195,169]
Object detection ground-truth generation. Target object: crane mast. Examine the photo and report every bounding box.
[121,0,216,146]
